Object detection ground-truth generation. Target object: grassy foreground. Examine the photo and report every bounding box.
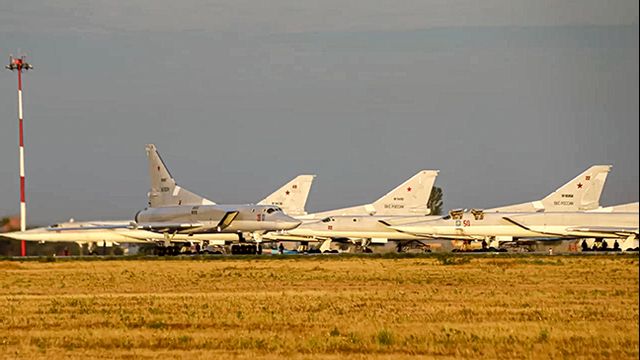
[0,255,637,359]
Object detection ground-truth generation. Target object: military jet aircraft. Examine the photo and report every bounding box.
[390,207,639,251]
[275,165,613,251]
[4,145,308,254]
[145,144,315,216]
[487,165,611,212]
[299,170,439,219]
[1,220,241,254]
[138,144,302,238]
[263,170,439,250]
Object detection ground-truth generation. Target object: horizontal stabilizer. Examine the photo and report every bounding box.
[565,226,639,236]
[46,224,129,231]
[590,202,639,213]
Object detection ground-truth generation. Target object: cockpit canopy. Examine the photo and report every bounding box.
[447,209,464,220]
[471,208,485,220]
[266,207,282,214]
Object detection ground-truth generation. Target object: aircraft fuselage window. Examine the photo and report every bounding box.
[449,209,464,220]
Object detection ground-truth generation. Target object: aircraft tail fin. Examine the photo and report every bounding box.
[540,165,611,211]
[491,165,611,212]
[146,144,214,207]
[258,175,316,216]
[371,170,439,215]
[590,202,639,213]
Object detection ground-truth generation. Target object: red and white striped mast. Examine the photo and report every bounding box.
[5,55,33,257]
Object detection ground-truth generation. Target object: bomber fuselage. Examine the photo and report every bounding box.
[135,204,301,233]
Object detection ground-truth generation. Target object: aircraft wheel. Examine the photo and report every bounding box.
[580,241,589,252]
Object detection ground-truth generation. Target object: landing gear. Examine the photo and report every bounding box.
[87,242,98,255]
[612,240,621,252]
[154,246,166,256]
[452,239,507,252]
[230,244,258,255]
[581,238,628,252]
[154,245,181,256]
[581,240,590,252]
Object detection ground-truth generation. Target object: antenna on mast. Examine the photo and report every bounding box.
[5,54,33,257]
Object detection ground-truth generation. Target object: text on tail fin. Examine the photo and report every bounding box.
[372,170,439,215]
[541,165,611,211]
[258,175,316,216]
[145,144,213,207]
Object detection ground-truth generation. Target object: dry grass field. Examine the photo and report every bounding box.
[0,254,637,359]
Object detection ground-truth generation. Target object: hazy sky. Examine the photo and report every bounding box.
[1,1,638,224]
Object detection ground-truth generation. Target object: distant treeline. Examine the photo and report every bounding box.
[0,237,84,257]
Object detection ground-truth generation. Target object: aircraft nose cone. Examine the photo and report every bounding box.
[278,215,302,230]
[1,231,22,240]
[287,219,303,230]
[2,230,40,241]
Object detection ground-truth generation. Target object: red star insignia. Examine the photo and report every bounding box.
[407,187,412,192]
[285,190,290,195]
[577,183,583,189]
